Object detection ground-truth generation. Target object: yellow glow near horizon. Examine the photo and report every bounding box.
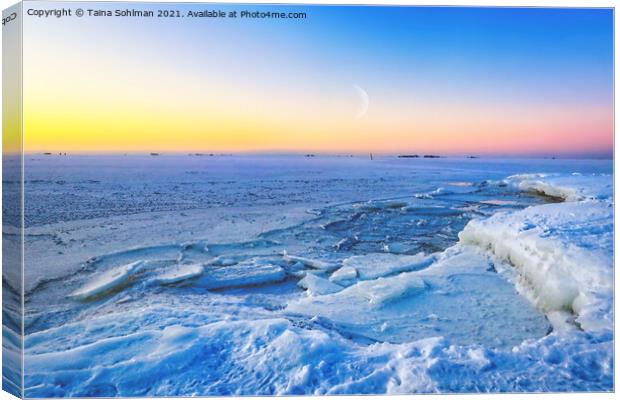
[23,81,612,155]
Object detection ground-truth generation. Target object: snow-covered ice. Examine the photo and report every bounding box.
[504,172,612,201]
[151,264,205,286]
[69,261,145,301]
[297,273,343,296]
[341,252,434,280]
[196,261,286,290]
[286,245,552,346]
[461,174,614,333]
[329,266,358,286]
[11,155,613,395]
[334,272,426,306]
[283,252,340,272]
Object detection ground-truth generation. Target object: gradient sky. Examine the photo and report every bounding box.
[22,3,613,156]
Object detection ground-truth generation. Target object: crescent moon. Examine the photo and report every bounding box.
[353,84,369,119]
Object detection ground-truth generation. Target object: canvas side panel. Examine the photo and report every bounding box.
[2,2,24,398]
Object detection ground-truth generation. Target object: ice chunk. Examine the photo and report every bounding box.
[329,266,358,286]
[342,253,434,280]
[283,261,307,278]
[207,256,239,267]
[197,262,286,290]
[480,200,518,206]
[152,264,204,285]
[353,200,408,211]
[297,273,343,296]
[382,242,413,254]
[282,252,340,271]
[69,261,145,301]
[356,275,426,306]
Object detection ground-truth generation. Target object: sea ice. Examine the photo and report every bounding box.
[479,200,518,206]
[297,273,343,296]
[196,261,286,290]
[282,252,340,272]
[354,274,427,306]
[207,256,240,267]
[461,174,613,333]
[342,252,434,280]
[286,246,551,347]
[329,266,358,286]
[19,157,613,395]
[69,261,145,301]
[151,264,205,285]
[505,173,612,201]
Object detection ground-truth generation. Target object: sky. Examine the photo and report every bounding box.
[3,2,21,155]
[22,3,613,157]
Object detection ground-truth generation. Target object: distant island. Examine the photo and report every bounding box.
[397,154,442,158]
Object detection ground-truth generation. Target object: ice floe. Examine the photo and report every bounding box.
[354,274,427,306]
[69,261,145,301]
[196,261,286,290]
[342,252,434,280]
[282,252,340,271]
[329,266,358,286]
[151,264,205,286]
[297,273,343,296]
[479,199,518,206]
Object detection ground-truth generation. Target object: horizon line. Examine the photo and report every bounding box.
[17,150,614,160]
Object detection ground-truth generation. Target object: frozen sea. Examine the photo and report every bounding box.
[4,154,613,396]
